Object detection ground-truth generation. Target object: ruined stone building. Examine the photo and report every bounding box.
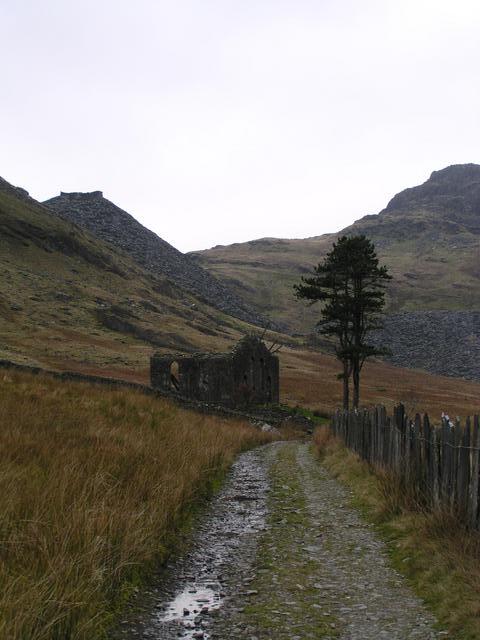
[150,335,279,406]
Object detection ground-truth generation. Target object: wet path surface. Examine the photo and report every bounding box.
[111,444,275,640]
[112,442,444,640]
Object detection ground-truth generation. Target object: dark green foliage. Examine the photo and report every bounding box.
[294,235,391,408]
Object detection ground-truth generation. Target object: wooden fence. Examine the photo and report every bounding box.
[331,405,480,529]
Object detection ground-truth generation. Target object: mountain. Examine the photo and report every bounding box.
[0,176,268,378]
[44,191,275,329]
[190,164,480,379]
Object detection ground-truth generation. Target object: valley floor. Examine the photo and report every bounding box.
[114,442,443,640]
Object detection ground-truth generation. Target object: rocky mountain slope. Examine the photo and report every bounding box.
[44,191,273,329]
[0,176,268,377]
[191,164,480,379]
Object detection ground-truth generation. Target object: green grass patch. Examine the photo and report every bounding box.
[279,403,331,425]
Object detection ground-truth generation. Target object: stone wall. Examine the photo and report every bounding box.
[150,336,279,406]
[230,335,279,404]
[151,354,235,404]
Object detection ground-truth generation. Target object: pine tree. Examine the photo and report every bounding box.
[294,235,391,409]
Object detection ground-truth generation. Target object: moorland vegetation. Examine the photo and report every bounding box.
[0,369,273,639]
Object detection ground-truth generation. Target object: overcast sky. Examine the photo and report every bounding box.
[1,1,480,252]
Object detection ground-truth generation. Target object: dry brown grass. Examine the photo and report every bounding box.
[0,370,272,640]
[280,347,480,420]
[314,426,480,639]
[30,342,480,423]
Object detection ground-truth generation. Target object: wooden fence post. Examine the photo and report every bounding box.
[424,414,433,504]
[457,418,471,517]
[469,416,480,529]
[432,427,440,510]
[413,414,422,499]
[331,405,478,529]
[441,418,450,506]
[450,420,462,512]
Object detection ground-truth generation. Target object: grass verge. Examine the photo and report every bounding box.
[0,370,274,640]
[314,426,480,640]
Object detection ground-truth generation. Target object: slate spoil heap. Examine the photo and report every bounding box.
[373,310,480,381]
[44,191,276,328]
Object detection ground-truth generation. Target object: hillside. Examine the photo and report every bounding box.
[3,170,480,403]
[0,176,262,377]
[190,235,335,333]
[190,164,480,379]
[44,191,274,329]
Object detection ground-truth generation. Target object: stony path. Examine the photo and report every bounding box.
[111,442,445,640]
[296,445,442,640]
[110,445,273,640]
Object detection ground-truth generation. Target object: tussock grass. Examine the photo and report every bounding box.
[314,426,480,639]
[0,370,273,640]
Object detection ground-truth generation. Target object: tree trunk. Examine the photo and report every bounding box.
[353,359,360,408]
[343,360,350,410]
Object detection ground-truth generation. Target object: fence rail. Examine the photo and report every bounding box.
[331,405,480,529]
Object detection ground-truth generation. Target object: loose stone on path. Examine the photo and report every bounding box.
[296,444,441,640]
[110,442,444,640]
[109,445,272,640]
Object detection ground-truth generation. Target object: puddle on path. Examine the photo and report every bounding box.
[110,444,276,640]
[161,585,221,622]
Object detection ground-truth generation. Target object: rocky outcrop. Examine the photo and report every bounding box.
[342,164,480,250]
[44,191,277,328]
[373,311,480,381]
[0,176,31,202]
[384,164,480,233]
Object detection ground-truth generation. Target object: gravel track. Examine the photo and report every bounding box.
[111,442,445,639]
[296,444,442,640]
[110,444,274,640]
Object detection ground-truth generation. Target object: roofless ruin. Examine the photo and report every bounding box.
[150,335,279,406]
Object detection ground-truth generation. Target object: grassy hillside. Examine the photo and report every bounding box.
[190,164,480,333]
[190,235,333,332]
[2,173,480,418]
[280,346,480,419]
[0,369,273,639]
[0,177,261,377]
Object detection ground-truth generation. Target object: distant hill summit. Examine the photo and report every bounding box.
[345,163,480,243]
[44,191,273,328]
[385,163,480,223]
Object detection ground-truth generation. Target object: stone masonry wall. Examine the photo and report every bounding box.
[150,336,279,406]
